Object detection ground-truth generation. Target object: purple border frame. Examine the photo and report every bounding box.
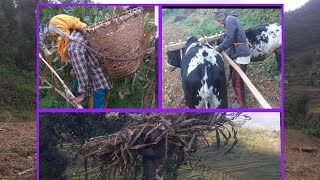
[37,4,160,111]
[36,4,40,180]
[281,5,285,180]
[36,3,284,180]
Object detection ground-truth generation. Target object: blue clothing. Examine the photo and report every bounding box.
[72,79,107,108]
[93,89,107,108]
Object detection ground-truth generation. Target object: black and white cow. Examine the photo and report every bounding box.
[214,23,282,69]
[167,36,228,108]
[245,23,282,69]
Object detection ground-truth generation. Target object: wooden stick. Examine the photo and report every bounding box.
[179,40,183,60]
[292,147,318,152]
[167,34,224,52]
[18,168,34,175]
[39,53,83,109]
[221,51,272,109]
[42,80,80,108]
[39,86,53,89]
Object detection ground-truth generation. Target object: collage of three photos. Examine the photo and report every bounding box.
[36,5,282,179]
[4,1,318,179]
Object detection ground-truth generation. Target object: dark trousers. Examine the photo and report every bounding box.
[231,64,247,107]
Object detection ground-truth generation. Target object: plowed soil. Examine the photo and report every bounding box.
[285,129,320,179]
[0,122,36,179]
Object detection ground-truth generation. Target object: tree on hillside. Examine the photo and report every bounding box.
[0,0,36,71]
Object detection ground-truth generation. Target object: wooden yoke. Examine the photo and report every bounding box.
[167,33,224,52]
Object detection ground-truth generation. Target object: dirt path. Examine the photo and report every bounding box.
[0,122,36,179]
[162,20,281,108]
[285,129,320,179]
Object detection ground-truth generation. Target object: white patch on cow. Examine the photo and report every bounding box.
[185,42,201,55]
[195,67,221,108]
[249,23,282,59]
[187,46,220,76]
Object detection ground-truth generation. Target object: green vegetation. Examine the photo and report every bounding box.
[285,93,320,138]
[177,128,280,179]
[39,6,157,108]
[163,8,281,37]
[248,54,280,81]
[0,0,37,121]
[0,64,35,121]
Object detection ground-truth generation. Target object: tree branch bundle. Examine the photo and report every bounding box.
[84,113,238,175]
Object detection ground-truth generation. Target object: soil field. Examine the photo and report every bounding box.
[285,129,320,179]
[0,121,36,179]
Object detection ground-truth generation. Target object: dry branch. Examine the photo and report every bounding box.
[292,147,318,152]
[39,53,83,109]
[18,168,34,175]
[42,80,80,108]
[84,113,237,176]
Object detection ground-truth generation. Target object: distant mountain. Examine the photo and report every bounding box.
[285,0,320,86]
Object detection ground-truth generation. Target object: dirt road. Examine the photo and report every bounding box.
[162,20,281,108]
[0,122,36,179]
[285,129,320,179]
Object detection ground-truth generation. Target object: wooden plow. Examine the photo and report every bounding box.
[166,34,272,109]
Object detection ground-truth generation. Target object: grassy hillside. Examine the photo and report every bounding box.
[162,8,281,38]
[284,0,320,124]
[0,64,35,121]
[285,0,320,87]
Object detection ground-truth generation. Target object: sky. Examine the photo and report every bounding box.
[92,0,310,12]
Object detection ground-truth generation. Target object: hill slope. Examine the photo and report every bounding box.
[285,0,320,87]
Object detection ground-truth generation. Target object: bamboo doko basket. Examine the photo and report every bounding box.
[82,7,145,80]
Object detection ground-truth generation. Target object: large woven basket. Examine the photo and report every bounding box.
[82,7,145,80]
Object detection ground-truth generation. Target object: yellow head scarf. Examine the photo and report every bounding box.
[49,14,87,63]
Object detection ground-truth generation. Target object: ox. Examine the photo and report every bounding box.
[244,23,281,69]
[215,23,282,68]
[167,36,228,108]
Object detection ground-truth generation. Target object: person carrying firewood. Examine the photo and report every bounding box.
[48,14,112,108]
[138,125,165,180]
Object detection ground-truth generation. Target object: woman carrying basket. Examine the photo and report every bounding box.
[49,14,112,108]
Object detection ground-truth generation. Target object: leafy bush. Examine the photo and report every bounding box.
[285,93,320,138]
[0,64,35,120]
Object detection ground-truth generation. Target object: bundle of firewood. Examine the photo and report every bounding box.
[84,113,237,175]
